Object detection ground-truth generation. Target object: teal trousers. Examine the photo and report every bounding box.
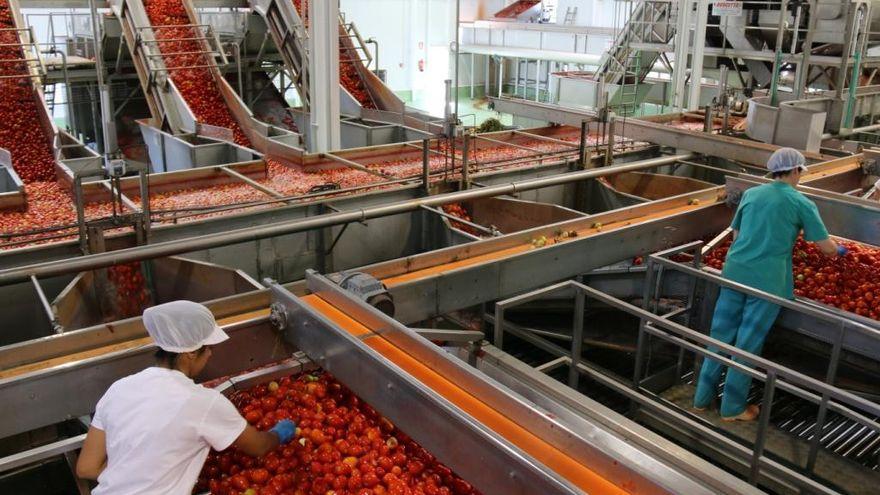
[693,288,781,417]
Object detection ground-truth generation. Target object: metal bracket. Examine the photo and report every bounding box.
[324,222,350,255]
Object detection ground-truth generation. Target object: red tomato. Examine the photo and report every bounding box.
[248,468,270,484]
[229,474,249,490]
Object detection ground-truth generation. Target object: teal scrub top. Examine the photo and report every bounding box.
[722,181,829,299]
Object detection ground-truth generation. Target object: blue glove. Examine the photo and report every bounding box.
[837,245,849,257]
[269,419,296,444]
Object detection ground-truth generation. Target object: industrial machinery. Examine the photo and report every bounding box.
[0,149,875,494]
[1,1,880,495]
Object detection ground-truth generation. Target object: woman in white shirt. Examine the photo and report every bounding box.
[76,300,296,495]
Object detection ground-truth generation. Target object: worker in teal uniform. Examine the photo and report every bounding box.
[693,148,846,421]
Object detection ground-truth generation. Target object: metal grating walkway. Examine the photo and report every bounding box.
[662,383,880,495]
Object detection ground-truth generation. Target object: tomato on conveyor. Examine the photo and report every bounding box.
[196,371,480,495]
[142,0,251,147]
[0,0,56,183]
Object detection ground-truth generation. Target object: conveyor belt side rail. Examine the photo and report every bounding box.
[266,277,584,495]
[251,0,311,110]
[0,308,284,440]
[113,0,191,133]
[296,270,751,494]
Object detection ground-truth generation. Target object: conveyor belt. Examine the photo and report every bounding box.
[383,201,712,287]
[113,0,304,161]
[0,308,271,381]
[303,294,631,494]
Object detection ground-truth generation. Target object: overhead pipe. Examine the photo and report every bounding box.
[822,122,880,139]
[0,153,694,286]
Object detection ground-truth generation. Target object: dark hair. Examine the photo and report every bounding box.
[154,346,207,367]
[155,348,182,367]
[772,169,795,179]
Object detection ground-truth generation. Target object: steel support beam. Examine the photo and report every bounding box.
[614,118,825,166]
[308,0,341,152]
[687,0,709,110]
[670,0,692,109]
[488,96,601,127]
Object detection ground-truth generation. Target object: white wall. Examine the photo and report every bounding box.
[340,1,622,97]
[340,0,458,94]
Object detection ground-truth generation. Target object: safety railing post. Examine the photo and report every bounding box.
[806,320,845,473]
[677,243,703,381]
[494,303,505,351]
[421,138,430,193]
[750,370,777,484]
[569,289,585,388]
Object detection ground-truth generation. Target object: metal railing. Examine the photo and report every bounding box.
[136,23,229,75]
[0,26,47,80]
[647,241,880,467]
[492,252,880,492]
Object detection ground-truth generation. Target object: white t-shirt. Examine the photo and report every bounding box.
[91,367,247,495]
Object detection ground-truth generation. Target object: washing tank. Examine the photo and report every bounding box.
[52,257,262,330]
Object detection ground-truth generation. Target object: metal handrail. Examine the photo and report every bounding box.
[644,242,880,477]
[494,276,879,491]
[651,240,880,339]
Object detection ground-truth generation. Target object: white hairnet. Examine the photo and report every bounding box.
[767,147,807,173]
[143,300,229,353]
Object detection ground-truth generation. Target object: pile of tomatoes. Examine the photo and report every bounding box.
[196,371,479,495]
[339,52,375,110]
[107,262,152,319]
[0,182,123,249]
[143,0,251,147]
[290,0,374,110]
[701,236,880,320]
[792,239,880,319]
[496,0,541,18]
[292,0,308,23]
[0,0,57,183]
[702,238,732,270]
[441,203,478,236]
[136,182,270,212]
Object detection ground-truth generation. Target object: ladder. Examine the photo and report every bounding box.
[616,52,642,116]
[563,6,578,25]
[594,0,677,88]
[43,82,56,112]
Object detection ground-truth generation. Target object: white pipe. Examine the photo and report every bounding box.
[822,123,880,139]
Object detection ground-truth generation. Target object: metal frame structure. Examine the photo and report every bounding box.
[490,250,880,493]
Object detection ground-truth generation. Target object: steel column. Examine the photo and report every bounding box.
[308,0,341,152]
[687,0,709,110]
[670,0,692,109]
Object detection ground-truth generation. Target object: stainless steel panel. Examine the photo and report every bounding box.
[268,281,583,495]
[389,205,731,323]
[726,176,880,246]
[306,271,685,494]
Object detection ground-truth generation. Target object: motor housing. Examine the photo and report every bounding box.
[327,271,395,317]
